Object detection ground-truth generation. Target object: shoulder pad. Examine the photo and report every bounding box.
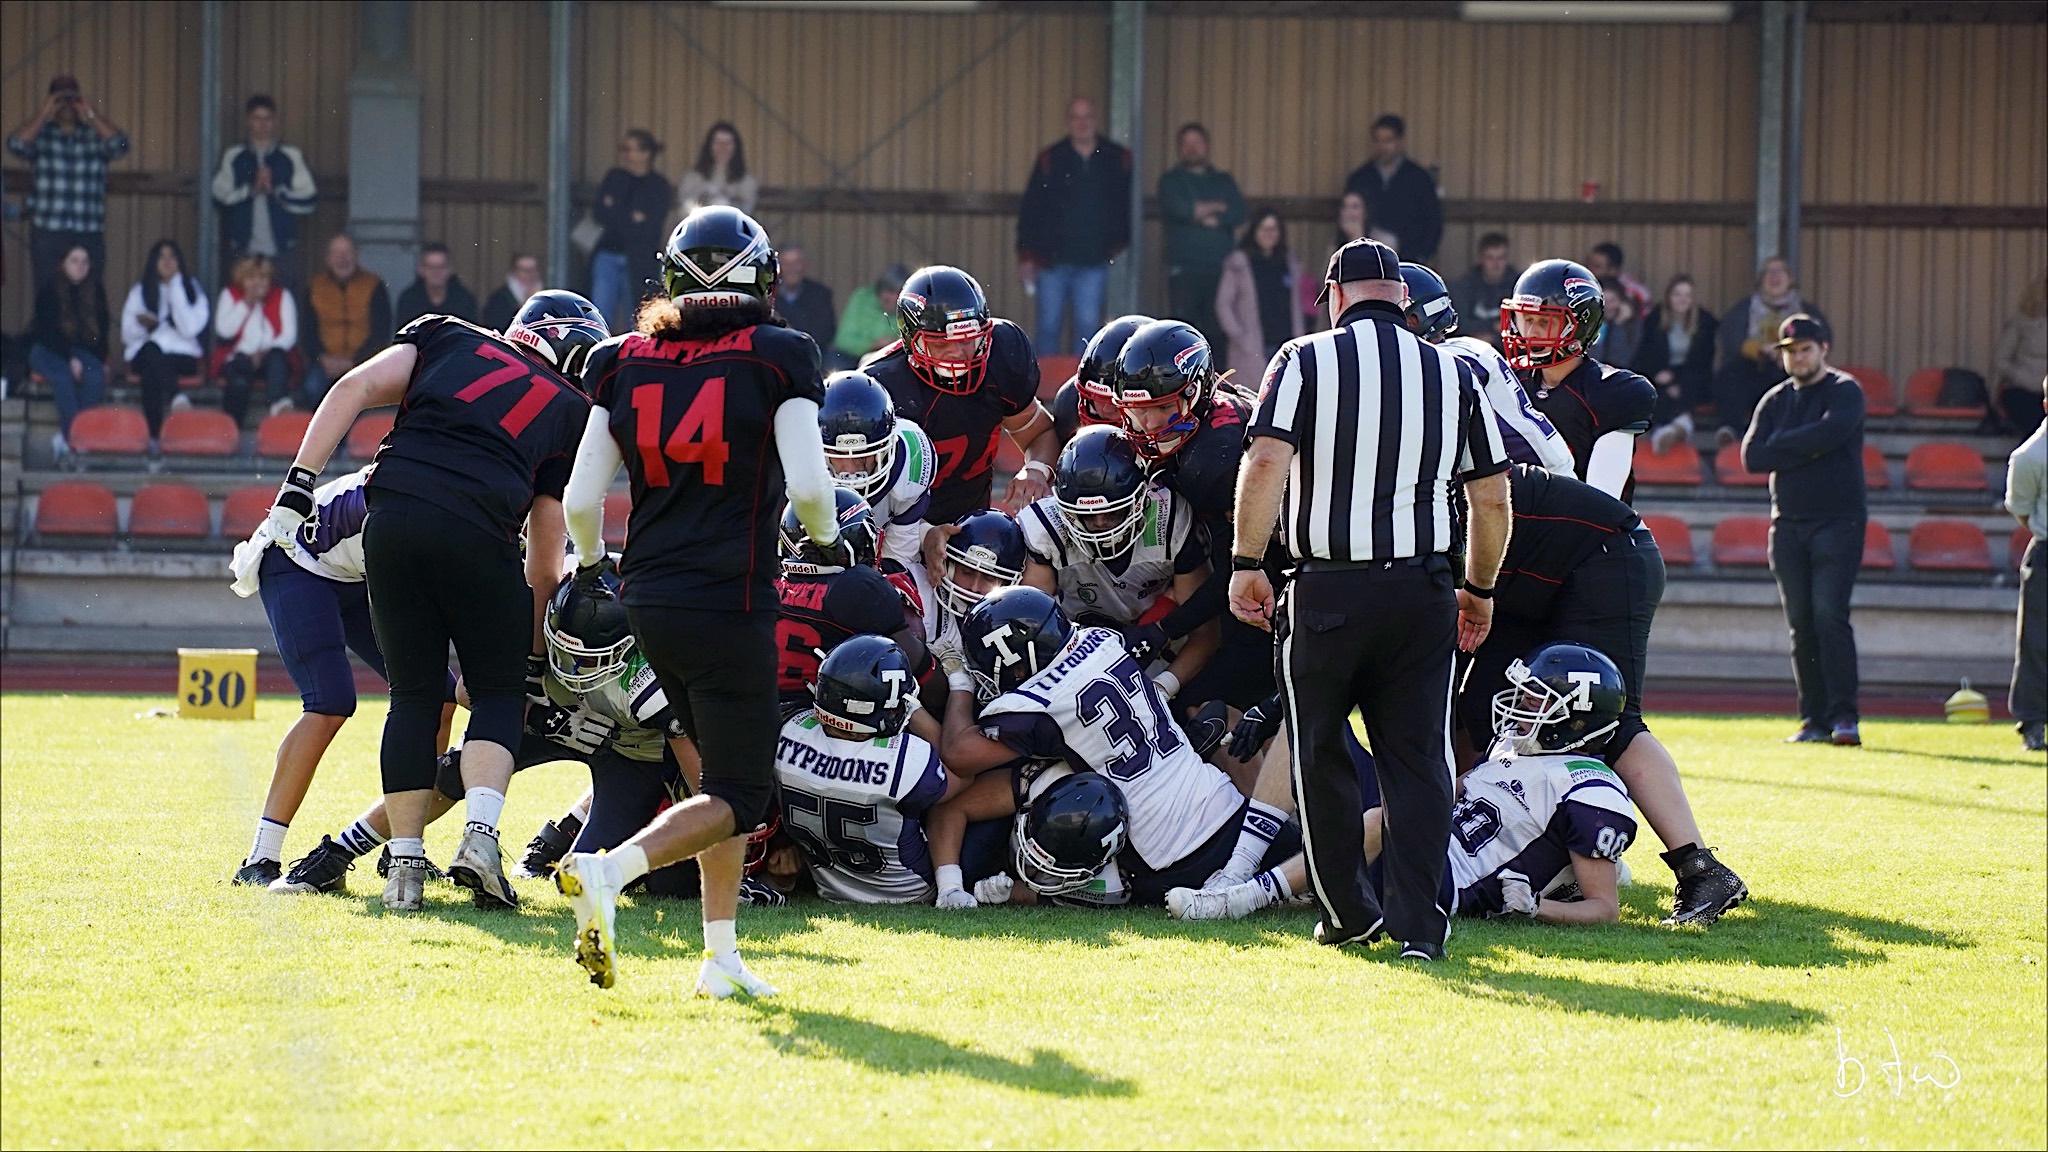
[394,313,447,345]
[857,340,906,372]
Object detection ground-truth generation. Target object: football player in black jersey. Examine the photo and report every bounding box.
[861,265,1058,522]
[556,206,842,998]
[1502,259,1657,502]
[263,289,607,913]
[1049,313,1152,446]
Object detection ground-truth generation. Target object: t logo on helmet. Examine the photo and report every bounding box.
[981,623,1021,666]
[1567,670,1602,710]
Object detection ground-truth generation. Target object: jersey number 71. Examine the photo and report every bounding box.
[631,379,730,487]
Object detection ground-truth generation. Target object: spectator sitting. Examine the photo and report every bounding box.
[1586,242,1651,314]
[120,239,210,444]
[1341,114,1442,262]
[1714,255,1826,442]
[395,242,478,329]
[775,244,837,362]
[836,264,909,368]
[677,121,759,214]
[1589,278,1642,370]
[590,129,673,334]
[29,243,110,456]
[211,94,318,290]
[7,74,130,290]
[1636,274,1720,454]
[1215,207,1303,386]
[214,254,300,425]
[1447,231,1519,350]
[1992,270,2046,435]
[1158,122,1245,351]
[303,232,391,400]
[483,252,546,333]
[1017,97,1134,355]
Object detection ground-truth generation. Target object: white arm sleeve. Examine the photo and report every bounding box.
[1585,430,1637,498]
[775,396,840,545]
[564,405,622,562]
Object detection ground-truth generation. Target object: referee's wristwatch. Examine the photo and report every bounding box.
[1462,581,1496,599]
[1230,554,1264,572]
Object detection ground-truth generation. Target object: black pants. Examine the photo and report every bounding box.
[222,349,296,426]
[1278,558,1457,946]
[362,491,531,793]
[2014,536,2046,728]
[627,605,782,833]
[1127,802,1304,906]
[574,745,701,897]
[130,345,198,438]
[1770,516,1863,727]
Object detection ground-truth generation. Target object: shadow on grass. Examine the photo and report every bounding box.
[1857,745,2046,770]
[739,1001,1137,1098]
[1684,768,2045,818]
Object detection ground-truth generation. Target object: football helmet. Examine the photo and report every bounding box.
[659,206,778,308]
[1076,314,1154,426]
[1012,770,1130,896]
[506,290,610,377]
[1490,642,1628,756]
[813,634,917,738]
[1111,319,1213,462]
[896,265,993,395]
[817,371,899,500]
[544,556,632,692]
[779,487,880,570]
[962,585,1072,701]
[1054,425,1149,562]
[938,509,1027,621]
[743,812,783,877]
[1500,259,1604,370]
[1398,262,1458,343]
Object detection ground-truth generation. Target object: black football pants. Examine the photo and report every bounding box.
[627,605,782,834]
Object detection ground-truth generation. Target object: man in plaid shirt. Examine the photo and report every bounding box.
[7,74,130,290]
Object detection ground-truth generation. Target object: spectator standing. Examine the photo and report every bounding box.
[303,233,392,400]
[6,75,129,290]
[2005,394,2047,752]
[1341,115,1442,263]
[1158,123,1245,351]
[1740,314,1866,747]
[1588,278,1642,368]
[120,239,210,444]
[1715,256,1826,442]
[1447,231,1519,351]
[1586,242,1651,314]
[676,122,759,216]
[1637,275,1719,453]
[1016,97,1133,355]
[1991,271,2046,435]
[589,129,673,334]
[836,264,908,368]
[211,95,318,290]
[1214,208,1304,385]
[482,253,546,333]
[394,243,479,329]
[774,244,837,359]
[214,254,300,425]
[29,244,109,455]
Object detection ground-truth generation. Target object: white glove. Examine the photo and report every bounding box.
[934,887,979,910]
[929,619,965,670]
[1497,870,1539,917]
[265,465,319,544]
[972,872,1014,906]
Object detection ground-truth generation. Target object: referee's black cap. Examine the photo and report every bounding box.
[1315,238,1403,305]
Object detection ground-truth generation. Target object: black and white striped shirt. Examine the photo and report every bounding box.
[1249,300,1510,561]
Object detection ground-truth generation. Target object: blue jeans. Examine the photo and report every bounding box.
[1034,262,1108,357]
[588,250,634,335]
[29,343,106,436]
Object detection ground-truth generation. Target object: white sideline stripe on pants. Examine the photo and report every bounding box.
[1276,591,1344,931]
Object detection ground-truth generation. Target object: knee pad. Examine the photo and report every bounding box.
[462,690,526,755]
[434,750,465,802]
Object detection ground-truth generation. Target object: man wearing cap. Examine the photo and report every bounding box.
[1741,314,1867,746]
[7,75,129,289]
[1233,237,1512,960]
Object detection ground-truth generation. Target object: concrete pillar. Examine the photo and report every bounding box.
[1105,0,1145,317]
[346,0,421,294]
[1753,0,1788,271]
[196,0,222,296]
[547,1,574,292]
[1782,0,1808,275]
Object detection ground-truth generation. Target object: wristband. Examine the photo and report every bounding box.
[1021,460,1053,482]
[1463,582,1495,600]
[947,670,975,694]
[1230,554,1264,572]
[1152,670,1181,698]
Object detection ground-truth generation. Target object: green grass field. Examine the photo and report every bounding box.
[2,693,2042,1149]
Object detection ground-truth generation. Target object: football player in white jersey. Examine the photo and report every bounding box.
[818,369,940,621]
[1401,263,1575,474]
[925,508,1029,661]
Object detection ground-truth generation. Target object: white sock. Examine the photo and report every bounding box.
[336,817,386,858]
[389,836,426,860]
[1226,800,1290,879]
[464,787,507,836]
[704,918,738,961]
[1252,869,1291,906]
[249,818,289,863]
[935,864,964,893]
[610,843,649,885]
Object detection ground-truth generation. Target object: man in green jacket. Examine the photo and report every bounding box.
[1158,123,1244,354]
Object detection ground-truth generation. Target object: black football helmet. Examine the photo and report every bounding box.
[1501,259,1604,370]
[1399,262,1458,343]
[1490,642,1628,756]
[506,290,611,377]
[1054,425,1149,562]
[813,634,917,739]
[1111,319,1213,462]
[545,556,632,692]
[817,371,900,501]
[962,585,1072,701]
[938,509,1027,622]
[896,265,993,395]
[1012,770,1130,896]
[1075,314,1154,426]
[659,206,778,308]
[779,487,880,571]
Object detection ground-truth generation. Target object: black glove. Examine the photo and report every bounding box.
[1123,622,1172,666]
[571,552,618,591]
[525,652,550,710]
[1227,694,1283,761]
[797,532,855,570]
[738,876,789,907]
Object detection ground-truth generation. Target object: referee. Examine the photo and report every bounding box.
[1230,238,1512,959]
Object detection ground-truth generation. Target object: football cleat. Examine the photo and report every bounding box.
[1201,866,1252,893]
[517,818,579,880]
[695,950,777,999]
[1663,846,1748,927]
[382,855,430,911]
[554,852,622,989]
[737,876,789,908]
[448,826,519,910]
[232,857,282,887]
[375,845,446,881]
[270,836,354,895]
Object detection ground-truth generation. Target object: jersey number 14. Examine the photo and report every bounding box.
[631,379,729,487]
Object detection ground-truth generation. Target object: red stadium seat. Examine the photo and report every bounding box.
[603,490,631,548]
[1714,442,1767,487]
[1907,520,1992,572]
[1710,516,1771,567]
[2011,525,2035,571]
[1632,438,1702,487]
[1862,521,1896,570]
[1904,442,1986,492]
[222,486,274,539]
[67,405,150,455]
[1838,365,1897,417]
[1639,514,1694,566]
[346,410,396,458]
[257,410,314,458]
[1038,354,1080,400]
[128,484,212,538]
[34,482,118,537]
[1863,444,1889,489]
[1904,367,1987,418]
[159,408,240,457]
